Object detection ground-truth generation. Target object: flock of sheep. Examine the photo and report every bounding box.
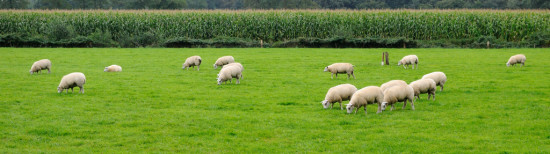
[320,54,526,114]
[28,55,245,93]
[28,53,525,97]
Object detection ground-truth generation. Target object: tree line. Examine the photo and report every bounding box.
[1,0,549,9]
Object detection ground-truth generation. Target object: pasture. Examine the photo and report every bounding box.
[0,48,548,153]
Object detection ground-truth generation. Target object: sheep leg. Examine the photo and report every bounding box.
[410,99,415,110]
[351,71,355,79]
[197,65,200,71]
[354,107,358,114]
[48,68,51,73]
[339,101,343,110]
[390,104,395,111]
[330,103,334,109]
[377,103,382,114]
[71,88,74,93]
[236,78,240,84]
[335,73,338,79]
[331,73,334,79]
[79,86,84,93]
[402,100,407,109]
[347,73,350,79]
[364,106,368,115]
[440,85,444,92]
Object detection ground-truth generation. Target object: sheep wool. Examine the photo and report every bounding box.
[409,78,436,100]
[321,84,357,110]
[506,54,526,67]
[213,56,235,69]
[104,65,122,72]
[380,80,408,92]
[58,72,86,93]
[217,65,243,85]
[30,59,51,74]
[421,72,447,92]
[324,63,355,79]
[380,85,415,112]
[222,62,244,79]
[398,55,419,69]
[182,56,202,71]
[346,86,384,114]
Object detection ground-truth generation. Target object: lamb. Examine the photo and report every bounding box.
[217,65,242,85]
[213,56,235,69]
[182,56,202,71]
[324,63,355,79]
[409,78,436,100]
[380,80,408,92]
[422,72,447,91]
[506,54,526,67]
[29,59,51,74]
[58,72,86,93]
[104,65,122,72]
[398,55,419,69]
[321,84,357,110]
[345,86,384,114]
[380,85,415,112]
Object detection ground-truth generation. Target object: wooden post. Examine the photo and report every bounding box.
[487,41,490,48]
[382,52,389,65]
[260,40,263,48]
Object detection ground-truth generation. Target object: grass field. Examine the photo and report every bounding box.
[0,48,549,153]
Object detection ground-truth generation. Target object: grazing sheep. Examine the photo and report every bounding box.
[321,84,357,110]
[222,62,244,79]
[182,56,202,71]
[324,63,355,79]
[409,78,436,100]
[345,86,384,114]
[506,54,526,67]
[380,85,415,112]
[380,80,408,92]
[58,72,86,93]
[104,65,122,72]
[217,65,242,85]
[422,72,447,91]
[29,59,51,74]
[213,56,235,69]
[398,55,419,69]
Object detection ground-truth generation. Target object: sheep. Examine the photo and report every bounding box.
[422,72,447,91]
[217,65,242,85]
[398,55,419,69]
[409,78,436,101]
[104,65,122,72]
[182,56,202,71]
[506,54,526,67]
[221,62,244,80]
[58,72,86,94]
[380,80,408,92]
[321,84,357,110]
[324,63,355,79]
[213,56,235,69]
[29,59,51,74]
[380,85,415,112]
[345,86,384,114]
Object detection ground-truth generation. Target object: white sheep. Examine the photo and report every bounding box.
[506,54,526,67]
[345,86,384,114]
[422,72,447,91]
[182,56,202,71]
[321,84,357,110]
[104,65,122,72]
[409,78,436,100]
[398,55,419,69]
[58,72,86,93]
[29,59,51,74]
[213,56,235,69]
[380,85,415,112]
[222,62,244,79]
[380,80,408,92]
[324,63,355,79]
[217,65,242,85]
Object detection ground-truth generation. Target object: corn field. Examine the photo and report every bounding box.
[0,10,548,42]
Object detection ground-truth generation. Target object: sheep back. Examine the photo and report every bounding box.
[30,59,51,74]
[58,72,86,92]
[104,65,122,72]
[349,86,383,106]
[409,78,436,96]
[422,72,447,86]
[214,56,235,68]
[325,63,354,73]
[380,80,408,92]
[324,84,357,103]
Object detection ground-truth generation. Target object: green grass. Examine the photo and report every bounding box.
[0,48,549,153]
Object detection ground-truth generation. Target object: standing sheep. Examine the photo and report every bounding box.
[104,65,122,72]
[182,56,202,71]
[217,65,242,85]
[222,62,244,79]
[213,56,235,69]
[422,72,447,91]
[409,78,436,100]
[506,54,526,67]
[29,59,51,74]
[380,85,415,112]
[398,55,419,69]
[324,63,355,79]
[58,72,86,93]
[321,84,357,110]
[345,86,384,114]
[380,80,408,92]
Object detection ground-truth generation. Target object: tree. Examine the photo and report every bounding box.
[34,0,71,9]
[0,0,30,9]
